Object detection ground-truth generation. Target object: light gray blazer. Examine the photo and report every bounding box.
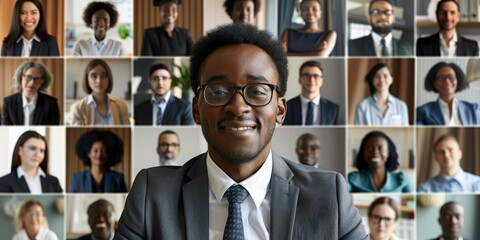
[114,153,368,240]
[69,95,130,126]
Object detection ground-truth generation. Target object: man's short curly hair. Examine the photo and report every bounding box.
[424,62,468,93]
[190,24,288,97]
[223,0,261,18]
[355,131,399,171]
[82,1,119,28]
[76,130,124,168]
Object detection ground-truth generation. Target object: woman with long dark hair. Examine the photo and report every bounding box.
[1,0,59,56]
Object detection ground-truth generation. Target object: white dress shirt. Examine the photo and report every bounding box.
[22,92,38,126]
[17,34,40,57]
[73,37,125,56]
[17,166,46,194]
[300,95,320,125]
[12,228,58,240]
[207,151,272,240]
[371,32,393,56]
[438,97,461,125]
[440,32,458,57]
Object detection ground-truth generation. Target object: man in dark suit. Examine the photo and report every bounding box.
[417,0,479,56]
[134,63,194,125]
[157,130,181,166]
[115,24,367,239]
[429,201,468,240]
[349,0,412,56]
[283,60,343,125]
[76,199,115,240]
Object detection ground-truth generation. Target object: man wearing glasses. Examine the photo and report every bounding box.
[349,0,412,56]
[283,60,343,125]
[134,63,194,125]
[157,130,181,166]
[417,0,478,56]
[115,23,367,240]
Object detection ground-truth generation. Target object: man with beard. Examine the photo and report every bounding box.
[349,0,412,56]
[134,63,194,125]
[428,202,468,240]
[77,199,115,240]
[157,130,181,166]
[114,24,367,239]
[295,133,321,167]
[417,0,478,56]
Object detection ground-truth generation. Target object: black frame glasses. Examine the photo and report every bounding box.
[197,83,279,107]
[22,74,44,83]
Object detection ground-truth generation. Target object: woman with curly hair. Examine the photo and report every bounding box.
[348,131,412,193]
[70,130,127,193]
[73,1,125,56]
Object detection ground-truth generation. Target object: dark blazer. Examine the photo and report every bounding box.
[0,171,62,193]
[416,32,479,56]
[76,234,93,240]
[70,170,127,193]
[140,26,193,56]
[1,35,60,56]
[114,153,368,240]
[416,101,480,125]
[2,92,60,125]
[283,96,343,125]
[348,34,413,56]
[134,95,194,125]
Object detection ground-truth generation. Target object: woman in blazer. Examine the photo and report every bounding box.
[1,0,59,56]
[0,131,62,193]
[69,59,130,126]
[416,62,480,125]
[348,131,412,193]
[2,61,60,125]
[70,130,127,193]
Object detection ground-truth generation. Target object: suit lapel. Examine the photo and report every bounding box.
[32,93,44,124]
[31,40,40,56]
[14,172,31,192]
[292,97,303,124]
[457,101,471,125]
[366,35,376,55]
[14,41,23,56]
[456,37,466,56]
[431,103,445,124]
[13,93,24,124]
[319,98,327,124]
[182,155,209,240]
[433,33,441,56]
[270,153,299,240]
[162,96,176,124]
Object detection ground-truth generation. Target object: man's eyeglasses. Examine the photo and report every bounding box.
[370,9,394,16]
[197,83,279,107]
[370,215,394,225]
[23,75,43,83]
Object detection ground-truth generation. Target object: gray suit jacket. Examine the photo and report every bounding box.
[114,153,367,240]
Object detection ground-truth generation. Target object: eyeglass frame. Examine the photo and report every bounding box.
[370,214,394,225]
[369,9,394,16]
[197,83,280,107]
[22,74,44,83]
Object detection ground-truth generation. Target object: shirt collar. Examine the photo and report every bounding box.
[439,168,465,181]
[151,91,171,105]
[22,92,38,107]
[371,93,394,104]
[206,150,273,208]
[88,94,111,107]
[17,34,40,43]
[90,36,109,46]
[17,165,46,178]
[371,32,393,45]
[439,31,458,46]
[299,95,321,105]
[438,97,458,108]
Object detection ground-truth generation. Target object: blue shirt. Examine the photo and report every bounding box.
[88,95,112,125]
[348,171,412,193]
[151,91,171,125]
[354,94,409,126]
[418,169,480,192]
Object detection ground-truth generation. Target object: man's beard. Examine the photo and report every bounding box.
[371,24,393,35]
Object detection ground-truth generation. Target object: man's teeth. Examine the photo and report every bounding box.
[225,126,253,131]
[96,223,107,228]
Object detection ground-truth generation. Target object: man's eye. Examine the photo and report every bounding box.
[209,90,229,97]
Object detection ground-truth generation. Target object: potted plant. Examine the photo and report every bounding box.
[171,63,192,102]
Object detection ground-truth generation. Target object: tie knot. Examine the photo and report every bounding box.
[308,101,314,107]
[225,185,249,204]
[380,38,386,44]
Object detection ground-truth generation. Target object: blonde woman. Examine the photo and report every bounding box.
[12,199,57,240]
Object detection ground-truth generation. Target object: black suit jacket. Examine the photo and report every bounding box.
[114,153,368,240]
[416,32,479,56]
[348,34,413,56]
[0,171,63,193]
[283,96,343,125]
[75,234,93,240]
[1,35,60,56]
[134,95,194,125]
[2,92,60,125]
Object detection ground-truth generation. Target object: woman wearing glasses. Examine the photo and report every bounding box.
[69,59,130,126]
[2,61,60,125]
[367,197,401,240]
[12,199,58,240]
[416,62,480,125]
[280,0,336,56]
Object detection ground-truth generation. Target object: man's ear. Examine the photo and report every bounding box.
[192,96,201,124]
[276,97,287,124]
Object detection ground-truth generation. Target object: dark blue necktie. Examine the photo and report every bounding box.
[381,38,388,56]
[156,105,163,125]
[305,101,314,125]
[223,185,249,240]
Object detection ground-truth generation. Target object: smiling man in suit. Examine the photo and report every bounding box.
[115,23,367,240]
[417,0,479,56]
[283,60,343,125]
[134,63,194,125]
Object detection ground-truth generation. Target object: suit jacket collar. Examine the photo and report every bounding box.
[430,102,445,124]
[433,32,469,56]
[83,170,116,192]
[12,93,24,124]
